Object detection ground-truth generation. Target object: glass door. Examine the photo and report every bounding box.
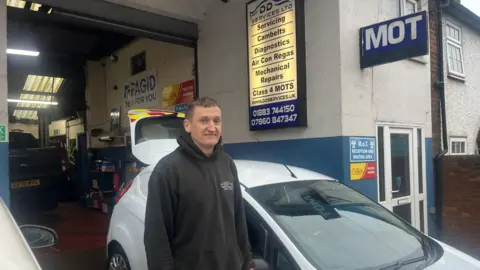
[389,129,415,225]
[377,126,427,231]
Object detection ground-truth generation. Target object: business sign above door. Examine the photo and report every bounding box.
[360,11,429,69]
[246,0,307,131]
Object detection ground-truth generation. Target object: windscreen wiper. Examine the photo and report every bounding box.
[379,236,430,270]
[378,255,427,270]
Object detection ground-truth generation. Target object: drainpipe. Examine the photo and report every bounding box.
[433,0,449,237]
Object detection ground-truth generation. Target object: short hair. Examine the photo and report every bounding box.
[185,96,221,120]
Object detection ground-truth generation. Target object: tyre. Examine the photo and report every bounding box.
[108,244,131,270]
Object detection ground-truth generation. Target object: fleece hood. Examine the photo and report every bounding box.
[176,132,224,161]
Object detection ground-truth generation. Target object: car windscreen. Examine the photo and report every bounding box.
[246,180,442,270]
[135,116,184,144]
[9,132,39,149]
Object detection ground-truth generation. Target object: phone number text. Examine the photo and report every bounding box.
[251,104,295,117]
[251,114,298,127]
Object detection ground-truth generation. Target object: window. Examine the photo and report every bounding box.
[246,180,443,270]
[9,131,39,149]
[401,0,418,15]
[399,0,428,64]
[446,21,465,78]
[246,218,267,257]
[275,249,294,270]
[131,51,146,75]
[450,137,467,155]
[244,200,268,258]
[135,116,183,144]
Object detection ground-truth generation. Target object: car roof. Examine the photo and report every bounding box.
[232,159,335,188]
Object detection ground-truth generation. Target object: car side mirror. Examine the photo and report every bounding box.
[252,258,269,270]
[19,224,58,249]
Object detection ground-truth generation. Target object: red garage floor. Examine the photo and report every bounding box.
[16,203,110,269]
[33,203,109,253]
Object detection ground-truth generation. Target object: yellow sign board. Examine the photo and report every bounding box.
[350,162,377,181]
[162,79,195,107]
[247,0,297,108]
[246,0,307,131]
[11,179,40,189]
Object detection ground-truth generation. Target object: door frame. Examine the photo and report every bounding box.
[376,123,428,234]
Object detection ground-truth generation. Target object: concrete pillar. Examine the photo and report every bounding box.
[0,3,9,206]
[38,113,50,147]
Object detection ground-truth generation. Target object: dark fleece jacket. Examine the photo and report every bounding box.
[144,133,253,270]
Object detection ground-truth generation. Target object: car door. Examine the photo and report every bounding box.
[244,199,300,270]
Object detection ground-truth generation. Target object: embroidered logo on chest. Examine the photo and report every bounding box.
[220,181,234,191]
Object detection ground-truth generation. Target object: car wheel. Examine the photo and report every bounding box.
[109,245,131,270]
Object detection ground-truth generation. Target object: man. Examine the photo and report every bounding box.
[144,96,253,270]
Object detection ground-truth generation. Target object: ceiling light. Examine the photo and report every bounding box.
[30,3,42,11]
[23,75,64,93]
[13,110,38,120]
[7,49,40,56]
[8,99,58,105]
[6,0,26,9]
[17,93,54,109]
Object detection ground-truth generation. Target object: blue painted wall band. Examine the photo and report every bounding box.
[224,136,434,234]
[0,142,9,207]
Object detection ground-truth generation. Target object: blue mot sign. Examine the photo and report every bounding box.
[360,11,428,69]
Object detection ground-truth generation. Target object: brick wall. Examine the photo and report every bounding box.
[441,156,480,259]
[429,0,442,156]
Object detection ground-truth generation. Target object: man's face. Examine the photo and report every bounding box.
[184,105,222,149]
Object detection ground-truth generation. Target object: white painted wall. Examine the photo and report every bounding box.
[442,15,480,154]
[85,38,194,148]
[103,39,194,129]
[198,0,342,144]
[198,0,431,144]
[48,119,84,139]
[49,120,65,136]
[9,123,38,138]
[96,0,432,144]
[104,0,215,22]
[339,0,432,137]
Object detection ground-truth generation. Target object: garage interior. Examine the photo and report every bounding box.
[6,0,197,268]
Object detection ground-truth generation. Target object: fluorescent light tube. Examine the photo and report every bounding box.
[6,49,40,56]
[8,99,58,105]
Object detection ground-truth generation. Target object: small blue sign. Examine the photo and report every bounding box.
[175,103,188,113]
[350,137,376,162]
[360,11,428,68]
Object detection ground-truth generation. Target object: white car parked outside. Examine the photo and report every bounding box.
[106,109,480,270]
[0,198,59,270]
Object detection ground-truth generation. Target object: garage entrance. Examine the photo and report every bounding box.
[5,1,197,268]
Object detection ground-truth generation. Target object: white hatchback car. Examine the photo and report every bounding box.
[107,109,480,270]
[0,198,59,270]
